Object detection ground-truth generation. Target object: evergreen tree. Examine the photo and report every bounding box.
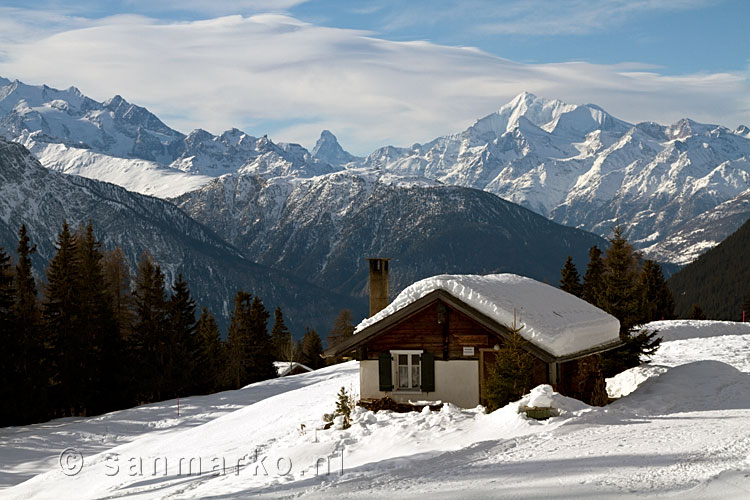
[43,221,85,416]
[0,247,16,426]
[638,260,675,323]
[225,291,275,388]
[300,327,325,369]
[582,246,605,307]
[247,296,275,382]
[130,252,168,402]
[598,227,661,375]
[75,221,119,415]
[485,314,535,412]
[559,256,583,297]
[102,247,133,340]
[12,225,45,423]
[600,226,642,333]
[193,307,225,393]
[690,304,707,320]
[270,306,292,361]
[165,274,197,397]
[326,309,355,364]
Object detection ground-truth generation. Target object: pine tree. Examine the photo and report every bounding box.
[270,306,292,361]
[247,296,275,382]
[130,252,168,402]
[638,260,675,323]
[44,221,85,416]
[582,246,605,307]
[559,256,583,297]
[690,304,707,320]
[0,247,16,426]
[12,225,45,423]
[485,313,535,412]
[193,307,225,393]
[600,226,642,333]
[598,227,661,375]
[326,309,355,364]
[301,327,325,369]
[334,386,353,429]
[165,274,197,397]
[102,247,134,340]
[225,291,275,388]
[75,221,118,415]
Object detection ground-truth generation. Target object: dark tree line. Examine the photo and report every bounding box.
[0,222,331,427]
[560,226,674,375]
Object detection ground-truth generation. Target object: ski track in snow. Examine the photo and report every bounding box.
[2,321,750,499]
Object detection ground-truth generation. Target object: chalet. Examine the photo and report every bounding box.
[323,259,621,408]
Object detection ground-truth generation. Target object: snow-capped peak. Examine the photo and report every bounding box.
[311,129,358,166]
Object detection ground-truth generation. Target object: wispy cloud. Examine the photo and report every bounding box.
[476,0,722,35]
[0,13,746,154]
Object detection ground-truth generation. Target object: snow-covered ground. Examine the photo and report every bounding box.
[2,320,750,499]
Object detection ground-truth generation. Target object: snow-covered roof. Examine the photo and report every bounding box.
[355,273,620,358]
[274,361,313,377]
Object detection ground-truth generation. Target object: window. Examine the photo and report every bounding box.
[391,350,422,391]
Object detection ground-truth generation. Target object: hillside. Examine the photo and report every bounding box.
[2,320,750,499]
[0,138,364,333]
[172,169,607,298]
[667,217,750,319]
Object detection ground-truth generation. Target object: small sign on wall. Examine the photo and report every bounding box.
[462,346,475,356]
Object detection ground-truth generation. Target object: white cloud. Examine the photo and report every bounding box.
[0,13,747,155]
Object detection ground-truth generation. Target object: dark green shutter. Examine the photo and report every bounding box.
[421,352,435,392]
[378,352,393,391]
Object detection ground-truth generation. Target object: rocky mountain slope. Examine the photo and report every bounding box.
[172,169,606,298]
[0,138,364,333]
[667,217,750,320]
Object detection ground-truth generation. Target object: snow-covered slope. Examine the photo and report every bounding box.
[0,138,364,332]
[172,168,607,298]
[4,321,750,499]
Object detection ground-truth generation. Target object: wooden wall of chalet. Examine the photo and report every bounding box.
[362,300,548,383]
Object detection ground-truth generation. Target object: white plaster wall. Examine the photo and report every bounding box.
[360,359,479,408]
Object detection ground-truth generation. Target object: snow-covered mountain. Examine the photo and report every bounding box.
[311,129,361,167]
[644,189,750,264]
[0,78,340,196]
[365,92,750,259]
[172,168,606,297]
[0,138,363,333]
[3,77,749,265]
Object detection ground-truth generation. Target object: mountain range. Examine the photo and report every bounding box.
[2,77,748,266]
[1,76,749,327]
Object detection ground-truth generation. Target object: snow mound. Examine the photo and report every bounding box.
[644,319,750,342]
[516,384,591,414]
[606,364,670,398]
[614,361,750,414]
[355,273,620,357]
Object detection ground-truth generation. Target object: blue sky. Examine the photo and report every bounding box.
[0,0,747,154]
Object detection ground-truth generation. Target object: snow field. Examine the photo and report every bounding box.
[2,320,750,498]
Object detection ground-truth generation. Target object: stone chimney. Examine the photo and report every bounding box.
[367,258,390,317]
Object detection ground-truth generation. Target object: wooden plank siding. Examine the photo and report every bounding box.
[363,301,499,360]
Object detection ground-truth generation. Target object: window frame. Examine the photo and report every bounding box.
[390,349,423,393]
